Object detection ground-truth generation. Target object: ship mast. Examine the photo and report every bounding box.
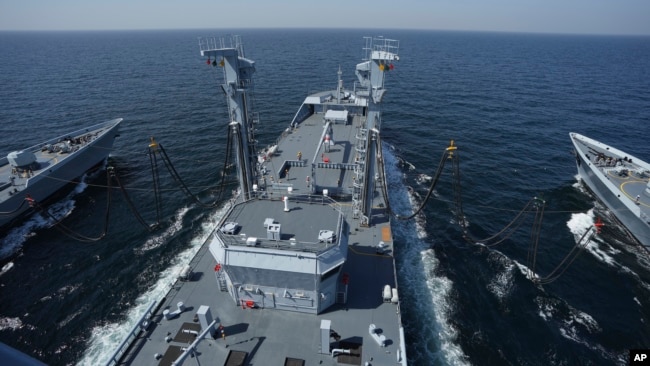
[199,36,258,200]
[354,37,400,225]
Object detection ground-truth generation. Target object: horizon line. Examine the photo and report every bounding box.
[1,26,649,38]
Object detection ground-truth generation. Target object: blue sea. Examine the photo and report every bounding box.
[1,29,649,366]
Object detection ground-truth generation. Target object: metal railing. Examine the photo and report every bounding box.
[105,300,158,366]
[214,194,345,254]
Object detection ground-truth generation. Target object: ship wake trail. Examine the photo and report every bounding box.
[482,248,625,364]
[567,208,620,267]
[0,169,97,261]
[534,295,624,364]
[574,172,650,267]
[570,205,650,278]
[135,205,192,254]
[78,202,232,366]
[479,207,647,365]
[383,144,469,365]
[486,251,515,306]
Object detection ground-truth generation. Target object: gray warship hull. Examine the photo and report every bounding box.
[0,118,122,230]
[571,132,650,246]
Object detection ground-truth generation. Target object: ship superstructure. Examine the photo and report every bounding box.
[111,37,407,366]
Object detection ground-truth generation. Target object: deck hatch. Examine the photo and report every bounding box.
[173,322,201,343]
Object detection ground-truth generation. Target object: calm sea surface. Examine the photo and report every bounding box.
[1,29,649,366]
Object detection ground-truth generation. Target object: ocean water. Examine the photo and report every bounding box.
[1,29,649,366]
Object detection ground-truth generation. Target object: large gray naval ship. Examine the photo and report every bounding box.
[0,118,122,230]
[108,36,407,366]
[571,132,650,247]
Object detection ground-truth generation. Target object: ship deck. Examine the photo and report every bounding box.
[0,119,121,227]
[601,166,650,209]
[119,217,401,366]
[117,97,406,366]
[573,135,650,214]
[0,149,59,201]
[261,99,366,199]
[572,133,650,244]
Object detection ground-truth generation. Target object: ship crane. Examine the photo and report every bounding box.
[354,37,400,226]
[200,36,259,201]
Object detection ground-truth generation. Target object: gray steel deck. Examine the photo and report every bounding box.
[261,106,365,198]
[0,119,122,228]
[117,97,405,366]
[572,132,650,245]
[119,216,401,366]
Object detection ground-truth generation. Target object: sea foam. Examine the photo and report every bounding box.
[78,202,231,366]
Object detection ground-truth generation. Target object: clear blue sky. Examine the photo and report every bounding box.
[1,0,649,35]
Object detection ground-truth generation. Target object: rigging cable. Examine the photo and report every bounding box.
[111,164,160,232]
[28,168,113,242]
[374,136,551,249]
[460,197,542,247]
[156,134,232,209]
[374,133,453,221]
[446,143,598,281]
[374,136,602,282]
[6,128,238,241]
[450,142,465,230]
[448,142,610,283]
[597,208,650,254]
[148,138,164,226]
[526,198,546,276]
[449,143,543,247]
[531,225,596,285]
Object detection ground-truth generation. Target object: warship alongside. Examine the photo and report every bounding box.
[0,118,122,231]
[108,36,407,366]
[571,132,650,246]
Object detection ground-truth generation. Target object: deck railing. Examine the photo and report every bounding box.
[105,300,157,366]
[214,194,345,254]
